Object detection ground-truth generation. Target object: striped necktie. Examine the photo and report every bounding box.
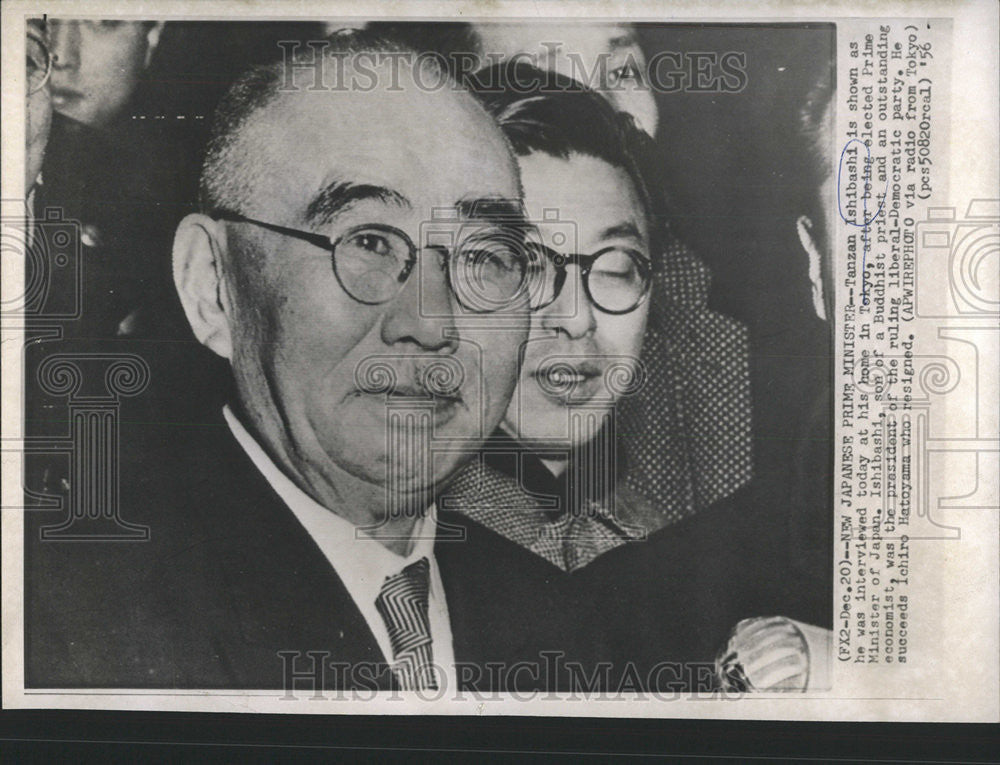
[375,556,437,690]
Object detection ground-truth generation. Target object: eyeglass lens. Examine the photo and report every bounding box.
[535,248,649,314]
[334,227,412,304]
[333,225,534,312]
[588,249,648,312]
[27,32,51,95]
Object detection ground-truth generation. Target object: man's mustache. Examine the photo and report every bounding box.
[352,355,467,399]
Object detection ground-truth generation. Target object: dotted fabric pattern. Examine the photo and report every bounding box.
[619,235,754,526]
[442,458,646,572]
[446,236,754,571]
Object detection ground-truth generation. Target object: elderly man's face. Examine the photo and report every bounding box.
[49,20,160,128]
[221,66,525,496]
[473,23,659,137]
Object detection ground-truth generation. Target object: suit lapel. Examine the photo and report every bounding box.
[146,416,393,689]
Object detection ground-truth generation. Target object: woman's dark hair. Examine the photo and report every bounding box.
[469,61,668,261]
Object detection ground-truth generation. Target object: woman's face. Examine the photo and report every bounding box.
[504,152,651,449]
[472,23,659,137]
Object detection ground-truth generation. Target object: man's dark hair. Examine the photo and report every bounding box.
[469,61,667,260]
[798,66,834,223]
[365,21,482,79]
[198,27,442,217]
[795,62,835,312]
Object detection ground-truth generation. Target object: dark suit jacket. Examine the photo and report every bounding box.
[26,413,393,690]
[34,112,190,340]
[26,404,830,693]
[437,477,827,694]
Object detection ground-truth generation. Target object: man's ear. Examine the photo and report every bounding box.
[144,22,165,69]
[796,214,828,321]
[173,213,234,359]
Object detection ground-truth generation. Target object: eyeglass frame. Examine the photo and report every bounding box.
[27,28,54,96]
[212,209,540,313]
[528,242,654,315]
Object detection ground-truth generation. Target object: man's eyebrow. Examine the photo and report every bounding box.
[454,196,527,223]
[609,34,638,51]
[305,182,411,226]
[598,221,646,242]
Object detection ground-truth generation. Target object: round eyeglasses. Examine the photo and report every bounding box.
[529,243,652,315]
[27,29,53,96]
[214,211,542,313]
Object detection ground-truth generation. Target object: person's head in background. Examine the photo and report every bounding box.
[795,70,834,322]
[362,21,659,137]
[472,63,661,469]
[26,18,53,192]
[48,20,165,129]
[474,23,659,138]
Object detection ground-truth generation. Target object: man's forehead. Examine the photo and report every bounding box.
[244,75,518,218]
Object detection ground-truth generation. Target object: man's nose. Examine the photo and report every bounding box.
[380,253,459,352]
[540,266,597,339]
[50,21,81,71]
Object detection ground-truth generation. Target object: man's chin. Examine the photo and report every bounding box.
[506,405,616,447]
[504,397,578,443]
[327,400,489,488]
[328,444,464,493]
[387,451,471,494]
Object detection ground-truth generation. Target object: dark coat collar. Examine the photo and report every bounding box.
[28,410,393,690]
